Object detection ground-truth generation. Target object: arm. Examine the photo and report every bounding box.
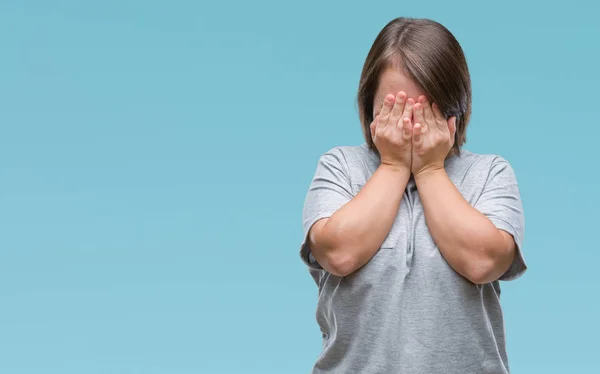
[308,164,410,276]
[414,168,515,284]
[411,96,518,284]
[304,91,415,276]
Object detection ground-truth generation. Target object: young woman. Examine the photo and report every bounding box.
[300,17,527,373]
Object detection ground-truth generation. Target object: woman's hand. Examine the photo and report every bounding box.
[370,91,415,171]
[411,95,457,176]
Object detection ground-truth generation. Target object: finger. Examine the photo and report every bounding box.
[421,96,435,126]
[379,94,395,127]
[413,102,425,130]
[401,116,412,140]
[401,97,415,122]
[389,91,407,126]
[413,122,423,146]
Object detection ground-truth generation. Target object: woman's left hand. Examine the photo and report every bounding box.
[411,95,457,177]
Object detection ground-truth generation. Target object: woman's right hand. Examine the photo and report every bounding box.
[370,91,415,171]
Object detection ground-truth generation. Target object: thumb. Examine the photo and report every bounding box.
[370,115,379,141]
[448,116,457,145]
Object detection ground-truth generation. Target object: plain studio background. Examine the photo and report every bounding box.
[1,1,598,373]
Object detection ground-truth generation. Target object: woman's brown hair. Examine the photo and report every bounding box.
[357,17,472,155]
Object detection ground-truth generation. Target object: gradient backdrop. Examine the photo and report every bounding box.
[1,1,599,373]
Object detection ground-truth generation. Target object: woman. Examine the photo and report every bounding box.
[300,17,527,374]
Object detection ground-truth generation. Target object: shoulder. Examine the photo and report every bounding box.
[319,143,379,184]
[451,150,519,183]
[452,149,515,170]
[320,143,377,167]
[323,143,373,158]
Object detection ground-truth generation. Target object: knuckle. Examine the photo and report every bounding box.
[376,127,389,139]
[393,137,406,147]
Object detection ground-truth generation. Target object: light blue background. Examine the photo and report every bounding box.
[1,1,598,373]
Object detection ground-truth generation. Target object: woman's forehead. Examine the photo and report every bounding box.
[374,67,424,102]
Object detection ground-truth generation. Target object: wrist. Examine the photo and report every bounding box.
[413,163,446,183]
[379,161,411,175]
